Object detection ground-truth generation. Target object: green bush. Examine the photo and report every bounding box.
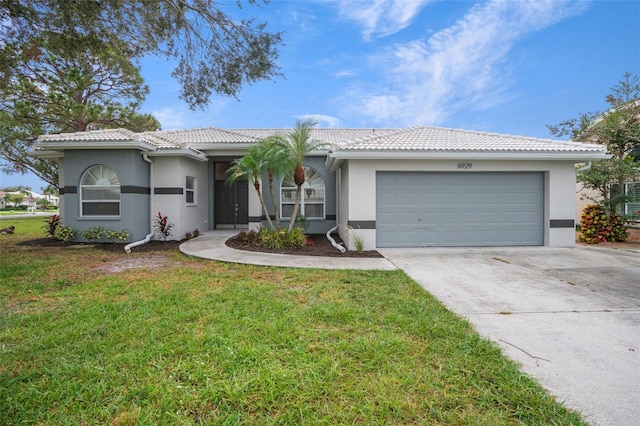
[106,229,130,242]
[82,226,106,241]
[54,224,75,242]
[235,227,306,249]
[579,203,628,244]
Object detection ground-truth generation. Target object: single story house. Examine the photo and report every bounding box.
[34,126,608,250]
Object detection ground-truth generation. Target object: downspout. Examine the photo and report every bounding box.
[325,167,347,253]
[326,225,346,253]
[124,153,154,253]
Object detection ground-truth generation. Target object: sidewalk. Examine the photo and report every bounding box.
[179,231,396,270]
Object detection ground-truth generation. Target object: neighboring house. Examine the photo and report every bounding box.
[0,190,59,209]
[34,126,608,250]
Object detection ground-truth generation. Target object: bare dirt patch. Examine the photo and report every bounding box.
[93,253,183,273]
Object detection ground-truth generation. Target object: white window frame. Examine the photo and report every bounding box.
[80,164,121,217]
[624,182,639,216]
[186,176,196,205]
[280,166,325,220]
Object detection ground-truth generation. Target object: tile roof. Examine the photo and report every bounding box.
[36,127,401,149]
[333,126,607,153]
[39,128,138,142]
[36,126,606,156]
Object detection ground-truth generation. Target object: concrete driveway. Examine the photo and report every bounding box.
[380,245,640,426]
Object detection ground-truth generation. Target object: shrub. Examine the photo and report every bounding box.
[295,215,309,231]
[154,212,174,241]
[235,229,261,246]
[42,214,60,237]
[54,224,75,242]
[579,203,628,244]
[236,228,306,249]
[193,228,200,237]
[185,231,193,240]
[82,226,106,241]
[106,229,130,242]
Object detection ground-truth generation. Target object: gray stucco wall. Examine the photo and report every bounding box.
[261,155,337,234]
[61,150,150,242]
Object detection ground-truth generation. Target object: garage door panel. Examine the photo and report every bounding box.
[376,172,543,247]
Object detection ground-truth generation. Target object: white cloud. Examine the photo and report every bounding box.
[334,69,356,78]
[152,107,186,130]
[151,101,227,130]
[334,0,432,40]
[349,0,590,126]
[298,114,342,128]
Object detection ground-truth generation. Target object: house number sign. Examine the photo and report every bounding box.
[457,163,472,169]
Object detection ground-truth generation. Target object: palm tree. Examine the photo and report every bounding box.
[253,136,294,228]
[285,118,322,232]
[41,184,58,203]
[226,148,276,230]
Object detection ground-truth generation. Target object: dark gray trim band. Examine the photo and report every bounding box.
[62,186,77,194]
[550,219,575,228]
[154,187,183,195]
[326,214,336,221]
[348,220,376,229]
[121,186,150,194]
[248,216,263,222]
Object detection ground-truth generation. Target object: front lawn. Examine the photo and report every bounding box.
[1,217,585,425]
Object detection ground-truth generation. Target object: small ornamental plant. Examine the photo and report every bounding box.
[54,224,75,242]
[42,214,61,237]
[185,231,193,240]
[154,212,174,241]
[106,229,130,242]
[579,203,628,244]
[82,226,106,241]
[305,237,314,250]
[193,228,200,237]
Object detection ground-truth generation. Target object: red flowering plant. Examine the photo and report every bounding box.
[154,212,174,241]
[42,214,61,237]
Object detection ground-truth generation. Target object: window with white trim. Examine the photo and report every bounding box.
[80,165,120,216]
[281,166,325,219]
[186,176,196,204]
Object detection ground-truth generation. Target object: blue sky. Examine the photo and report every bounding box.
[2,0,639,191]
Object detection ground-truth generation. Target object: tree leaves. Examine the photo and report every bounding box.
[548,72,640,215]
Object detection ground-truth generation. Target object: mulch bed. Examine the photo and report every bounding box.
[17,234,383,257]
[226,233,383,258]
[17,229,639,255]
[18,238,182,252]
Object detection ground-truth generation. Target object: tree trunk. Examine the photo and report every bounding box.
[253,179,275,230]
[287,184,302,233]
[267,171,280,228]
[293,165,305,186]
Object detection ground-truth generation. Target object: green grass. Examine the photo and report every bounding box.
[1,217,585,425]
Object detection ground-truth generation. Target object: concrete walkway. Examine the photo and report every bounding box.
[179,231,396,270]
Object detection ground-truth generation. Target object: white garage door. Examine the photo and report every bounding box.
[376,172,544,247]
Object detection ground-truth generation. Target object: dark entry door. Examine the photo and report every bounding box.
[214,163,248,228]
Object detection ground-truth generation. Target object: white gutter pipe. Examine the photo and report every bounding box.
[124,153,155,253]
[326,225,346,253]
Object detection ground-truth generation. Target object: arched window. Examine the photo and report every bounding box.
[80,165,120,216]
[281,166,325,219]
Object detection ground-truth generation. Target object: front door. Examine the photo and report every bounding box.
[214,163,249,229]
